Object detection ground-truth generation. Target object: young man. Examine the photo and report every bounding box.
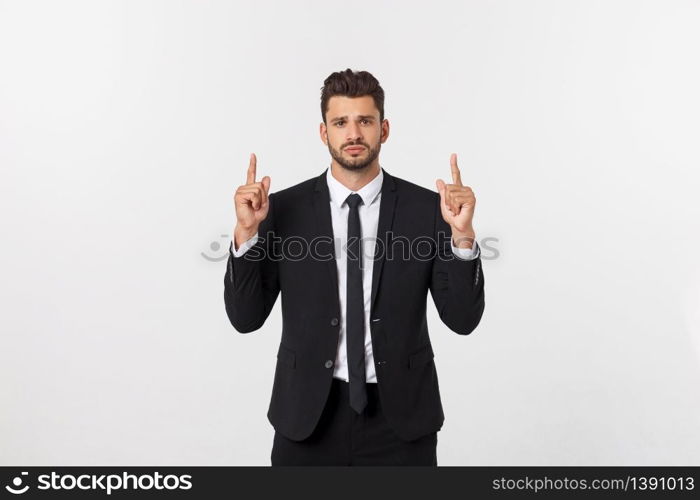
[224,68,485,465]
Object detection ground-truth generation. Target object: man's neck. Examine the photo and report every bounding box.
[330,162,381,192]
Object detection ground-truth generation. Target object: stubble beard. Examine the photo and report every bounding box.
[328,140,381,172]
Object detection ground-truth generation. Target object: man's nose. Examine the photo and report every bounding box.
[346,122,363,142]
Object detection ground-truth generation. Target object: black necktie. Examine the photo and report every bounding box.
[345,193,367,414]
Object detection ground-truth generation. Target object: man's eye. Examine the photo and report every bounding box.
[335,119,370,126]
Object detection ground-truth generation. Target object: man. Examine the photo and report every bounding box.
[224,69,485,466]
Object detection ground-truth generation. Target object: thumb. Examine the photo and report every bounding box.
[436,179,446,197]
[262,176,271,196]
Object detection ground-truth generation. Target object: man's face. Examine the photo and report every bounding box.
[321,95,389,172]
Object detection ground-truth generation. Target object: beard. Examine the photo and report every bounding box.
[327,139,381,171]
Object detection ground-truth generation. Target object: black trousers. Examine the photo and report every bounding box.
[270,377,438,466]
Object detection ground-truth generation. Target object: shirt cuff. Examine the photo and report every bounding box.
[230,232,259,258]
[451,239,480,261]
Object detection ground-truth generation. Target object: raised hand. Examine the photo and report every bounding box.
[233,153,271,247]
[436,153,476,245]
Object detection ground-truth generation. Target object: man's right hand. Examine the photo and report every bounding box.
[233,153,271,249]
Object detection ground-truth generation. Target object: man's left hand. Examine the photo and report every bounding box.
[436,153,476,248]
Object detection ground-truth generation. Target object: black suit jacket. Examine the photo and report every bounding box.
[224,168,485,442]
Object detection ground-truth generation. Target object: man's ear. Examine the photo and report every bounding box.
[319,122,328,145]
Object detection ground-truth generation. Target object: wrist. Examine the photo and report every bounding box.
[451,227,475,249]
[234,224,258,249]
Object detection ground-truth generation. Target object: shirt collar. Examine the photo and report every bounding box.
[326,166,384,208]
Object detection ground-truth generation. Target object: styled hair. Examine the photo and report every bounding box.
[320,68,385,124]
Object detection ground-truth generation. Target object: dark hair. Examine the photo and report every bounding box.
[320,68,385,124]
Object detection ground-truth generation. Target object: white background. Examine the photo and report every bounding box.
[1,0,699,465]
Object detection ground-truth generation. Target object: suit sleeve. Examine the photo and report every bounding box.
[429,194,485,335]
[223,192,280,333]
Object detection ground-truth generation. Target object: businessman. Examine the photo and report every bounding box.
[224,69,485,465]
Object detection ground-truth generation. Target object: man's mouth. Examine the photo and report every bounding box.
[345,146,365,153]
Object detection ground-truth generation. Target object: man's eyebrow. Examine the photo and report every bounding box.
[330,115,377,123]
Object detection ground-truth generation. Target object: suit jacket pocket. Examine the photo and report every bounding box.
[277,343,296,368]
[408,343,434,369]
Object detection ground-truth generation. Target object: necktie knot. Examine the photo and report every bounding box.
[345,193,363,210]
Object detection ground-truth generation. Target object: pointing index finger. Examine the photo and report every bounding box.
[450,153,462,186]
[247,153,257,184]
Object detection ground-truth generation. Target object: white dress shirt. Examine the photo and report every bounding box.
[230,167,480,383]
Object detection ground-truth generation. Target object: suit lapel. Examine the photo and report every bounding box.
[312,170,340,310]
[312,167,398,317]
[370,168,397,316]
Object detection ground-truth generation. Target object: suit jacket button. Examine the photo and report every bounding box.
[330,317,339,326]
[325,360,334,368]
